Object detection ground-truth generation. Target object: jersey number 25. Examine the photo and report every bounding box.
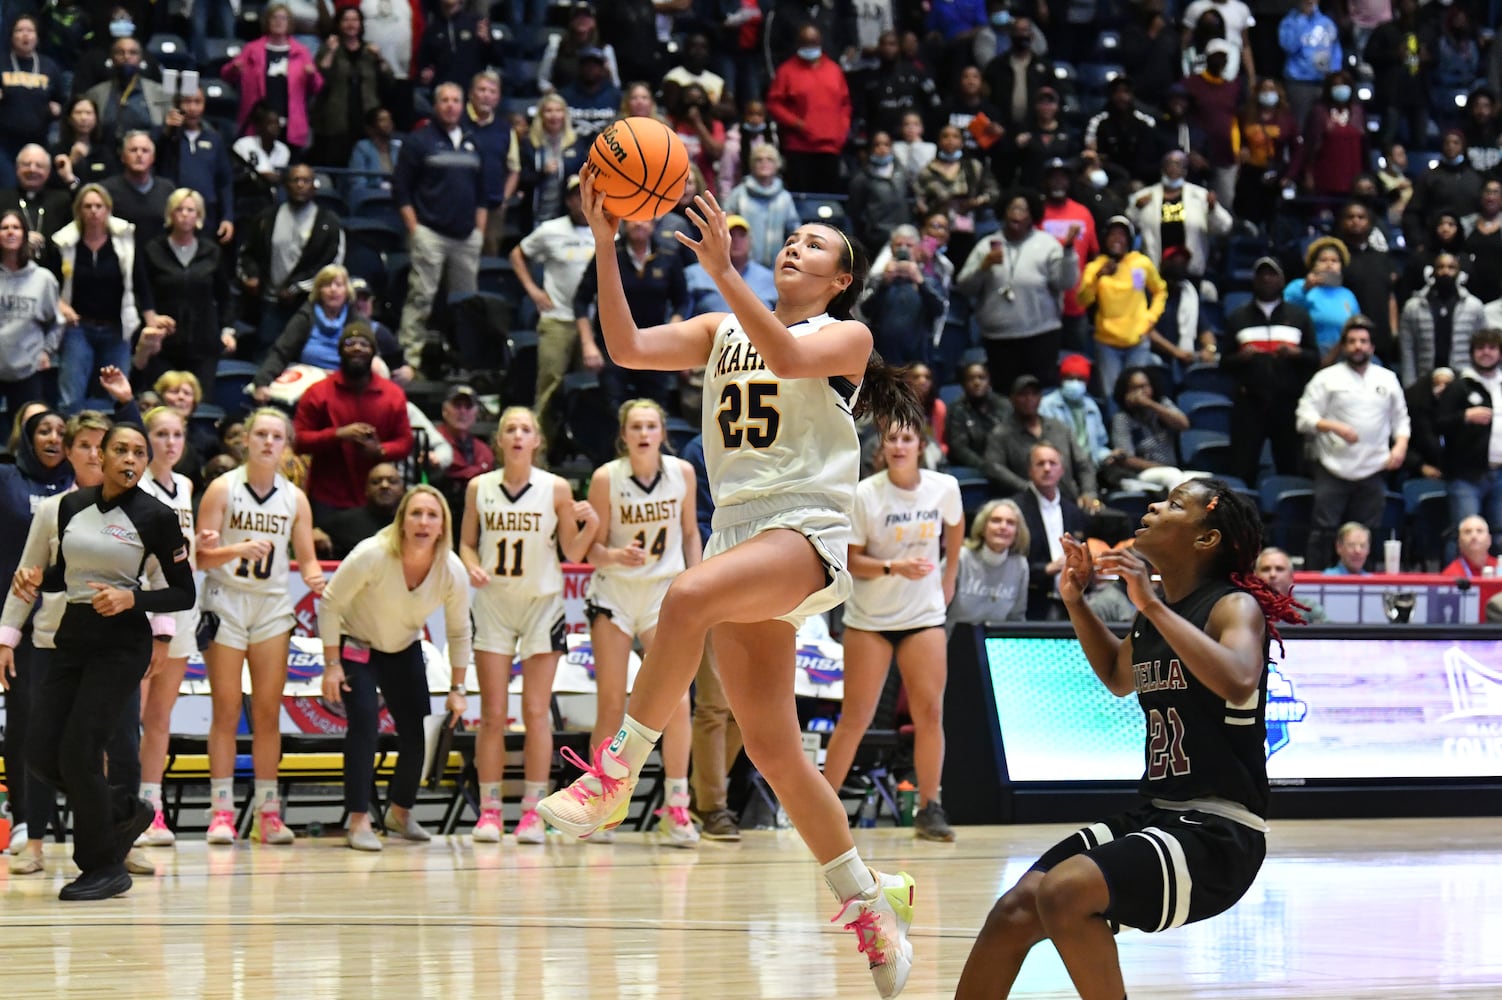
[717,382,780,449]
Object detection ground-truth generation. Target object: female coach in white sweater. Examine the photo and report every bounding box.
[318,484,470,851]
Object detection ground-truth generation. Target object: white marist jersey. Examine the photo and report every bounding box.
[474,466,564,596]
[599,456,687,582]
[845,470,964,631]
[206,465,298,596]
[703,312,861,516]
[140,469,195,564]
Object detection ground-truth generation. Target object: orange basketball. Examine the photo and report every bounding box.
[586,117,691,222]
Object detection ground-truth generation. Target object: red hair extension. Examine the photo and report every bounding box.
[1231,571,1308,659]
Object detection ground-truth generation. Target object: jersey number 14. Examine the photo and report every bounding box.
[717,381,781,449]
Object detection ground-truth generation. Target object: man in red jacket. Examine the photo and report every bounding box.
[766,23,851,194]
[293,324,414,526]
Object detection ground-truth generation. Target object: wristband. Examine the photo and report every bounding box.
[883,560,892,575]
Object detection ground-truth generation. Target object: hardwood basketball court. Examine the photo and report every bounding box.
[3,817,1497,997]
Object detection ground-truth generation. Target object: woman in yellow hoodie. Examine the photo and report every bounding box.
[1078,216,1168,404]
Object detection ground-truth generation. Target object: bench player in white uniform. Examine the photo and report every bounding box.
[195,408,326,846]
[134,407,201,847]
[821,420,964,843]
[460,406,599,845]
[538,176,928,999]
[584,399,700,848]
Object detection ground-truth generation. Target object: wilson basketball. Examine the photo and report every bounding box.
[586,117,691,222]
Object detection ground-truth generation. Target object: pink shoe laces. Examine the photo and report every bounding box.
[209,810,235,829]
[477,808,503,827]
[518,809,542,829]
[259,812,288,835]
[655,805,692,828]
[149,811,169,830]
[832,899,888,966]
[559,744,626,804]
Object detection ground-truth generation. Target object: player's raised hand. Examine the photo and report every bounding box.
[1096,545,1158,611]
[1058,535,1093,604]
[676,190,733,276]
[578,169,620,241]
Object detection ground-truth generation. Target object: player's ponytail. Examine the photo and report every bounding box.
[853,351,926,430]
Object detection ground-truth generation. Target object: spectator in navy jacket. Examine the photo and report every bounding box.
[156,89,235,243]
[393,82,486,373]
[0,15,64,191]
[416,0,502,91]
[465,70,518,256]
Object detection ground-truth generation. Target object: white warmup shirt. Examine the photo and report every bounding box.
[843,469,963,631]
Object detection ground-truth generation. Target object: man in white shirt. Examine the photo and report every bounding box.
[1295,316,1410,571]
[510,174,595,453]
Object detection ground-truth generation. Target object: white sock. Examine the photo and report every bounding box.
[141,782,163,810]
[481,783,503,811]
[666,777,690,807]
[822,847,877,903]
[522,781,547,809]
[255,780,280,811]
[210,779,234,811]
[605,715,661,779]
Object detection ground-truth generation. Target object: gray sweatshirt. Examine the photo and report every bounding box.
[956,229,1079,341]
[0,261,62,382]
[946,546,1029,632]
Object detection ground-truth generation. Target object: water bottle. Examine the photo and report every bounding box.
[857,789,878,828]
[895,781,917,827]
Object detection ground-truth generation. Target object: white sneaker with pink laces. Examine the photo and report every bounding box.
[655,801,700,849]
[254,810,295,845]
[514,810,546,844]
[831,870,916,999]
[535,744,635,838]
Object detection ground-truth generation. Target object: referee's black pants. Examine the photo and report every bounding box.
[23,645,143,838]
[27,606,152,875]
[341,640,430,816]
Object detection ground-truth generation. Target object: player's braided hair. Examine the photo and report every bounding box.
[1199,479,1306,656]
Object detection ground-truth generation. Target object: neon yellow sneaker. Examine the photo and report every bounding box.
[534,744,634,838]
[831,870,916,999]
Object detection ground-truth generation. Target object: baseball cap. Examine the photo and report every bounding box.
[1205,38,1235,58]
[578,46,606,62]
[1105,214,1136,238]
[349,276,373,298]
[446,384,478,404]
[566,173,582,192]
[1059,354,1092,380]
[1042,156,1069,173]
[339,322,376,347]
[726,214,751,233]
[1010,374,1042,394]
[1253,256,1284,277]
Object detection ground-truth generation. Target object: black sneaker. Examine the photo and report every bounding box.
[114,798,155,865]
[699,809,741,842]
[59,865,133,901]
[913,801,956,843]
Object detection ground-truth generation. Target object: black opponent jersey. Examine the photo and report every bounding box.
[43,485,196,615]
[1128,579,1270,817]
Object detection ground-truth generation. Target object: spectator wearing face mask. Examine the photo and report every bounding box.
[1301,73,1366,199]
[1040,353,1112,476]
[1403,129,1484,252]
[1283,236,1360,356]
[1397,250,1485,387]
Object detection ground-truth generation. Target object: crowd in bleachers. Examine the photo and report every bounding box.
[1,0,1500,585]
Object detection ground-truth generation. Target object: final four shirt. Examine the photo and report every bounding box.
[844,469,963,631]
[1128,579,1270,820]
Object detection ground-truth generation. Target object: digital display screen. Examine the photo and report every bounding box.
[983,632,1502,783]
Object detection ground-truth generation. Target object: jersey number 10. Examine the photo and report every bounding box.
[717,381,780,449]
[235,552,274,580]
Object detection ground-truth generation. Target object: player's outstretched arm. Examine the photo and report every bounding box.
[578,170,718,371]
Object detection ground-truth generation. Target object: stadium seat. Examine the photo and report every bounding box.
[148,33,195,70]
[955,475,991,517]
[1268,489,1314,560]
[1177,389,1233,413]
[199,37,242,78]
[344,217,408,256]
[1077,63,1125,98]
[1180,429,1232,475]
[1378,491,1406,541]
[203,78,240,119]
[938,382,964,409]
[1258,474,1314,514]
[1093,31,1121,60]
[1106,491,1151,526]
[1179,363,1236,398]
[213,360,259,417]
[1222,289,1252,317]
[791,194,849,230]
[504,59,544,97]
[1403,479,1451,569]
[1184,399,1232,436]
